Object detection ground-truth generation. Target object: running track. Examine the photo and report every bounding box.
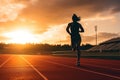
[0,54,120,80]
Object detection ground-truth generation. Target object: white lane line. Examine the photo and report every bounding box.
[0,56,12,68]
[82,63,120,71]
[47,58,120,71]
[44,60,120,80]
[20,56,48,80]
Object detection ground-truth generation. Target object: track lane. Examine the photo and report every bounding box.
[0,54,11,65]
[0,54,120,80]
[23,55,120,80]
[20,56,48,80]
[43,55,120,69]
[41,56,120,77]
[0,55,47,80]
[0,56,12,68]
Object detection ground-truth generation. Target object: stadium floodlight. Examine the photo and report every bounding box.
[95,25,97,45]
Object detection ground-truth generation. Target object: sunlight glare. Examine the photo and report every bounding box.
[4,29,38,44]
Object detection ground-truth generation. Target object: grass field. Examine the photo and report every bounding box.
[52,51,120,60]
[0,49,120,60]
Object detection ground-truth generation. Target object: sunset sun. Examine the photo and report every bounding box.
[4,29,38,44]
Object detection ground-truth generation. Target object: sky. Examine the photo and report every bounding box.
[0,0,120,45]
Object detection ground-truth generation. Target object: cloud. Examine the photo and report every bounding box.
[83,16,115,22]
[0,0,26,22]
[82,32,119,44]
[1,0,120,25]
[0,0,120,44]
[33,23,120,45]
[10,0,119,37]
[98,32,119,39]
[0,21,119,44]
[1,0,120,30]
[35,24,70,44]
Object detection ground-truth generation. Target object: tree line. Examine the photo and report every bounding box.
[0,43,93,54]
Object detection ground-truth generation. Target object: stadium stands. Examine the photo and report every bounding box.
[88,37,120,52]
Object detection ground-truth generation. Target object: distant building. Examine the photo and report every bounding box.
[88,37,120,52]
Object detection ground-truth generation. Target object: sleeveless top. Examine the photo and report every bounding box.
[68,22,81,37]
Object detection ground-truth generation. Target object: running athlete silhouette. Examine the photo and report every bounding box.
[66,14,84,66]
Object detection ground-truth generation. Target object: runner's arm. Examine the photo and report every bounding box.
[66,23,71,35]
[79,24,84,32]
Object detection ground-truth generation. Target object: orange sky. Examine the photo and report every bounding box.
[0,0,120,45]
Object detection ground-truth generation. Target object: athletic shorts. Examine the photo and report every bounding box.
[71,34,81,48]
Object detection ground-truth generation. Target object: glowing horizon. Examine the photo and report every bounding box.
[0,0,120,45]
[3,29,39,44]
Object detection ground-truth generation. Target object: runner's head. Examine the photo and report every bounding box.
[72,14,80,22]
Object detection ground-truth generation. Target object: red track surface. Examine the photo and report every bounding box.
[0,54,120,80]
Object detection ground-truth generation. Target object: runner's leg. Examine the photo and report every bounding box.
[77,41,80,62]
[76,36,81,66]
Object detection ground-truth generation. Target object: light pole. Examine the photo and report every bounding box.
[95,25,97,45]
